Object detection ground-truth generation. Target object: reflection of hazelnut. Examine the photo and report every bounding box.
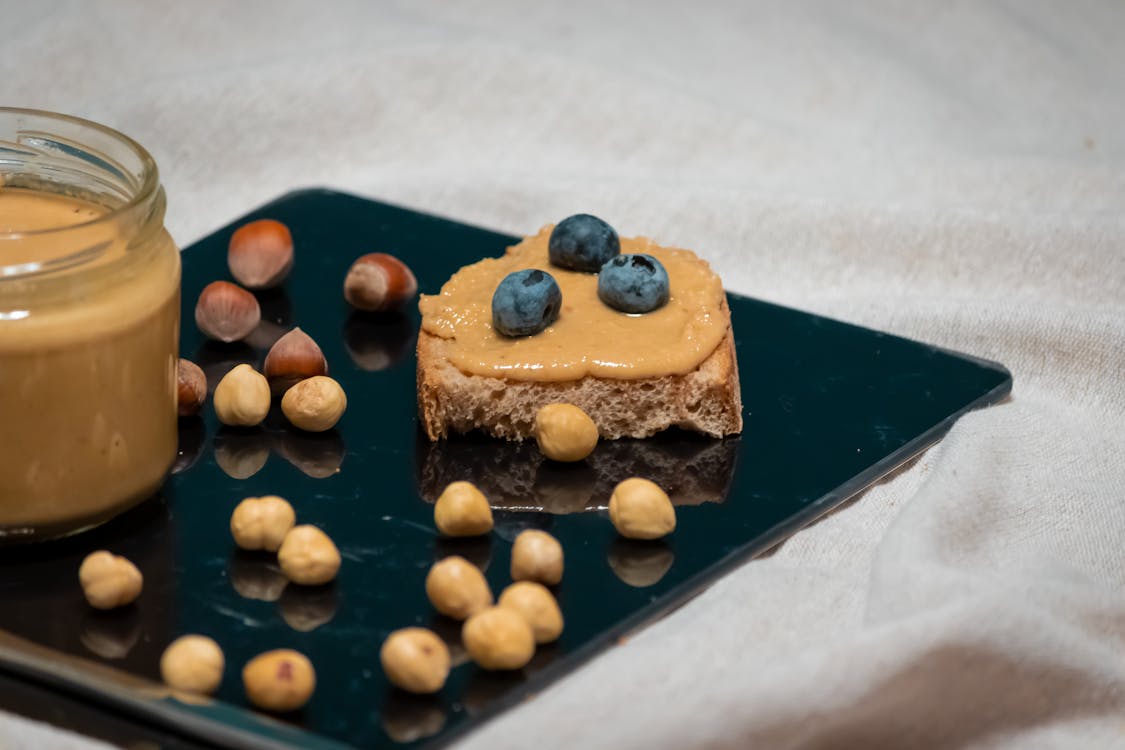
[380,627,451,694]
[176,359,207,417]
[213,364,271,427]
[280,376,347,432]
[195,281,261,343]
[263,327,328,396]
[229,553,288,601]
[230,496,296,552]
[534,403,598,462]
[425,556,492,620]
[462,606,535,671]
[160,635,225,695]
[277,525,341,586]
[608,478,676,540]
[79,551,143,609]
[498,582,563,644]
[213,428,270,479]
[278,585,338,632]
[343,253,417,312]
[242,649,315,712]
[434,481,493,537]
[228,219,293,290]
[80,610,141,659]
[381,692,446,743]
[607,540,675,588]
[344,311,413,371]
[510,530,563,585]
[274,429,345,479]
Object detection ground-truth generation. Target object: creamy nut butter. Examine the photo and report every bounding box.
[419,226,728,380]
[0,109,180,540]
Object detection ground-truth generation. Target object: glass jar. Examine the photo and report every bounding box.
[0,108,180,541]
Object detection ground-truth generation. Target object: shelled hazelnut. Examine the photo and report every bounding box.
[510,530,563,586]
[462,606,535,671]
[498,582,564,644]
[242,649,315,712]
[79,551,143,610]
[230,496,296,552]
[534,403,598,462]
[608,478,676,540]
[433,481,493,537]
[425,555,492,620]
[176,359,207,417]
[195,281,261,343]
[280,376,347,432]
[380,627,451,694]
[213,364,271,427]
[277,525,341,586]
[263,328,328,396]
[343,253,417,312]
[160,635,225,695]
[228,219,294,289]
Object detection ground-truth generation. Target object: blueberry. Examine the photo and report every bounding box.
[597,254,670,314]
[548,214,620,272]
[491,268,563,337]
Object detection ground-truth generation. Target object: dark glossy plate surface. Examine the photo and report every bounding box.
[0,189,1011,749]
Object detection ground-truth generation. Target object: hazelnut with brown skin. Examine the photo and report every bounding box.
[380,627,451,694]
[242,649,315,712]
[433,481,493,537]
[280,376,347,432]
[160,635,225,695]
[228,219,294,290]
[343,253,417,312]
[277,525,341,586]
[213,364,271,427]
[195,281,261,343]
[230,496,296,552]
[79,551,143,610]
[510,529,564,586]
[262,327,328,396]
[462,606,535,671]
[425,555,492,620]
[176,359,207,417]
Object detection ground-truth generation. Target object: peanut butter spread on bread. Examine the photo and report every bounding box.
[419,226,728,381]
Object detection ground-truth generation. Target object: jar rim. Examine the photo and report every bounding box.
[0,107,160,243]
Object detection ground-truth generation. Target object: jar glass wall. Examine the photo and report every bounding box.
[0,108,180,542]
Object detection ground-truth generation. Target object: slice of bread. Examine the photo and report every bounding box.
[417,297,742,441]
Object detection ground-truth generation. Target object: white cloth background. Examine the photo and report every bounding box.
[3,1,1124,748]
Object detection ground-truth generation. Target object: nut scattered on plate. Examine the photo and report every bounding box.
[433,481,494,537]
[78,551,143,610]
[242,649,315,712]
[425,555,493,620]
[277,525,341,586]
[160,635,225,695]
[380,627,451,694]
[510,529,564,586]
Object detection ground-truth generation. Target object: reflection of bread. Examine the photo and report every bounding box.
[417,321,742,441]
[417,431,738,514]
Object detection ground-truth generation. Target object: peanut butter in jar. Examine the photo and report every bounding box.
[0,109,181,541]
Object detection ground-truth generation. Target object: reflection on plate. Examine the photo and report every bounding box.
[417,430,739,513]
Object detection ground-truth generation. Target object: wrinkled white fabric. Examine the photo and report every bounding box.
[3,1,1123,748]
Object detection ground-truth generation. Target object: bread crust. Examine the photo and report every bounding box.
[417,300,742,441]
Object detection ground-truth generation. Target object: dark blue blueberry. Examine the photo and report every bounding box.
[597,254,670,314]
[491,268,563,337]
[548,214,620,272]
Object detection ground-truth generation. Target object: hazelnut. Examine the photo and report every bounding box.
[534,403,598,462]
[498,581,563,644]
[425,555,493,620]
[195,281,261,343]
[79,550,143,609]
[263,327,328,396]
[228,219,294,289]
[280,376,347,432]
[176,359,207,417]
[433,481,493,537]
[160,635,225,695]
[230,496,296,552]
[608,478,676,540]
[461,606,535,671]
[343,253,417,312]
[277,525,341,586]
[510,530,563,586]
[380,627,451,694]
[242,649,315,712]
[213,364,271,427]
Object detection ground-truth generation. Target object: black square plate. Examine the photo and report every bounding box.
[0,189,1011,749]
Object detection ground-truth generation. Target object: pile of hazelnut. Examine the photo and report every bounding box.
[176,218,418,434]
